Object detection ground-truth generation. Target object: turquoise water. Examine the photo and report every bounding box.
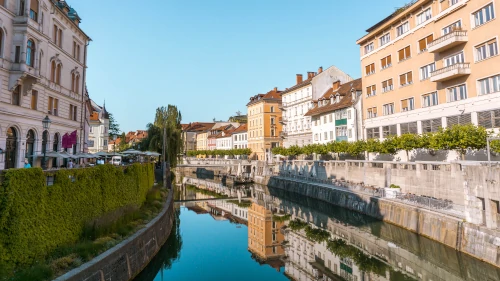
[134,206,288,281]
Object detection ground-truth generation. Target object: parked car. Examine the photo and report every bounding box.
[111,156,122,166]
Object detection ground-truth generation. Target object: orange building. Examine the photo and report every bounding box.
[247,88,283,161]
[247,201,285,261]
[357,0,500,146]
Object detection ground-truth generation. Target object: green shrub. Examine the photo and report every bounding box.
[0,163,154,265]
[288,219,308,231]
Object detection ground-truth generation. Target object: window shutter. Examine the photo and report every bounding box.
[427,34,434,44]
[419,38,426,51]
[398,49,404,61]
[402,99,408,108]
[387,55,392,65]
[478,111,492,128]
[407,72,413,83]
[400,74,406,85]
[365,65,370,74]
[447,115,459,127]
[373,84,376,92]
[382,80,387,88]
[405,46,411,57]
[388,79,393,86]
[372,107,377,114]
[31,0,38,13]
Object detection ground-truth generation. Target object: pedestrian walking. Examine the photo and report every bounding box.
[24,158,31,168]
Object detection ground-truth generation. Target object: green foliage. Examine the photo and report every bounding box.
[491,135,500,154]
[430,124,489,159]
[187,148,252,157]
[0,163,154,265]
[304,226,330,242]
[107,112,121,138]
[272,214,291,223]
[226,200,252,208]
[185,185,228,198]
[6,263,53,281]
[390,184,400,189]
[288,219,308,231]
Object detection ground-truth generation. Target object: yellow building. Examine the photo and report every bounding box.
[247,201,285,260]
[247,88,283,161]
[357,0,500,142]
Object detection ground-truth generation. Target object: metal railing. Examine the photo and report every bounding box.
[430,62,470,77]
[428,30,467,49]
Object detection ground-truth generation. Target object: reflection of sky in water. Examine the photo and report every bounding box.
[148,207,288,281]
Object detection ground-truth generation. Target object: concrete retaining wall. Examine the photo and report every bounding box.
[54,190,175,281]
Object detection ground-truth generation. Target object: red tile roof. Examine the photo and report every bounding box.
[304,78,362,117]
[232,124,247,134]
[247,88,282,106]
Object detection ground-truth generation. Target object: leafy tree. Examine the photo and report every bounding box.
[288,145,303,157]
[107,112,121,138]
[431,124,489,160]
[346,140,366,159]
[395,134,422,161]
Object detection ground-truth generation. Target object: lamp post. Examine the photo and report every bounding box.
[42,115,51,170]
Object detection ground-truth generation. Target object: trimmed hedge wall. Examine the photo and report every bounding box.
[0,163,154,265]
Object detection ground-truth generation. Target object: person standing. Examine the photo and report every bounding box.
[24,158,31,168]
[68,160,74,169]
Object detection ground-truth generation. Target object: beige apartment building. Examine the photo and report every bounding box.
[247,201,284,261]
[357,0,500,160]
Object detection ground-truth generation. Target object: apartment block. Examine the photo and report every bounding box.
[357,0,500,160]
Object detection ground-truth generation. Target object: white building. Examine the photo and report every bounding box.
[280,66,352,148]
[232,124,247,149]
[306,79,363,144]
[0,0,90,169]
[88,100,109,153]
[215,130,233,150]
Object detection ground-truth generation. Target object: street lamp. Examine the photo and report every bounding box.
[42,115,51,170]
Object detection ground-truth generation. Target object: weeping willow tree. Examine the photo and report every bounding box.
[138,105,183,168]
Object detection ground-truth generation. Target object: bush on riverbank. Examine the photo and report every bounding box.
[185,184,228,198]
[0,163,154,265]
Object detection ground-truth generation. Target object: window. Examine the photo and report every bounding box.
[401,98,414,112]
[478,110,500,128]
[31,90,37,109]
[447,84,467,102]
[324,132,328,140]
[365,63,375,75]
[399,72,413,86]
[69,105,77,121]
[418,34,434,52]
[348,129,352,138]
[56,63,62,84]
[19,0,25,15]
[367,107,377,118]
[473,3,495,27]
[12,85,20,106]
[381,55,392,69]
[348,110,351,119]
[73,42,81,61]
[478,74,500,95]
[420,63,436,80]
[29,0,38,21]
[26,39,35,67]
[476,39,498,61]
[271,117,275,125]
[416,8,432,25]
[53,25,62,47]
[398,46,411,61]
[383,103,395,115]
[364,42,374,54]
[323,116,327,124]
[366,85,376,97]
[382,125,397,137]
[400,122,418,134]
[50,60,56,82]
[422,118,442,133]
[382,79,393,93]
[444,52,464,66]
[47,97,58,116]
[270,106,274,113]
[396,22,410,37]
[422,91,438,107]
[271,128,275,137]
[367,127,380,139]
[14,46,20,63]
[447,114,471,127]
[442,20,461,35]
[336,126,347,137]
[330,131,334,139]
[379,33,390,46]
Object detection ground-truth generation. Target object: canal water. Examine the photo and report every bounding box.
[134,183,500,281]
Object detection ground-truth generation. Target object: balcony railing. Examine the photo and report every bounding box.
[428,30,468,53]
[430,63,470,82]
[280,131,288,138]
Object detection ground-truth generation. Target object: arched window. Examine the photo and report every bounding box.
[26,39,35,67]
[50,60,56,82]
[12,85,20,106]
[71,72,75,91]
[75,75,79,93]
[56,63,61,84]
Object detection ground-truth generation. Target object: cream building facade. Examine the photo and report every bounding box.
[357,0,500,161]
[0,0,90,169]
[87,100,109,153]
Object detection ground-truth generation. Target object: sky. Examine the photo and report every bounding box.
[70,0,407,133]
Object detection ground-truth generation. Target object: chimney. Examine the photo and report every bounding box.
[274,87,278,92]
[296,74,303,85]
[332,81,341,90]
[318,66,323,73]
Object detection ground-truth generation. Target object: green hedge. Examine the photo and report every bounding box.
[0,163,154,265]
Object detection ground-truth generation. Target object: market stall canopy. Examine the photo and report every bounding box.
[144,151,161,156]
[94,151,112,157]
[122,149,143,155]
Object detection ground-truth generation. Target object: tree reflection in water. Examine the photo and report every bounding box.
[133,208,182,281]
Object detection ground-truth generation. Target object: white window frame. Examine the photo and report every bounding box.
[422,91,438,108]
[447,84,468,102]
[474,37,498,62]
[364,42,374,54]
[401,97,415,112]
[379,33,391,47]
[420,62,436,80]
[477,73,500,96]
[443,51,464,67]
[366,84,376,97]
[382,103,395,116]
[442,20,462,35]
[381,78,393,93]
[399,71,413,87]
[398,45,412,61]
[396,21,410,37]
[471,2,495,28]
[416,7,432,26]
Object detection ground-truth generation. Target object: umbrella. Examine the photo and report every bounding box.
[58,151,78,159]
[123,149,143,155]
[94,151,112,157]
[144,151,161,157]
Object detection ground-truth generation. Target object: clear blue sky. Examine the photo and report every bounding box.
[71,0,406,133]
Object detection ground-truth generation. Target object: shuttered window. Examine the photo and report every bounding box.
[367,127,380,139]
[418,34,434,52]
[478,110,500,128]
[400,122,418,134]
[382,125,397,138]
[399,72,413,86]
[367,107,377,118]
[398,46,411,61]
[366,85,376,97]
[365,63,375,75]
[447,114,472,127]
[382,79,393,93]
[422,118,442,133]
[381,55,392,69]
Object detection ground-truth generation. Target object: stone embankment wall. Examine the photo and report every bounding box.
[268,177,500,267]
[54,190,175,281]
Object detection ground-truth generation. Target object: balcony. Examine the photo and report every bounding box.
[279,102,286,110]
[428,30,468,53]
[280,131,288,139]
[279,117,285,124]
[430,63,470,82]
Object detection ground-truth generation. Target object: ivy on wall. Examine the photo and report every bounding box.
[0,163,154,265]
